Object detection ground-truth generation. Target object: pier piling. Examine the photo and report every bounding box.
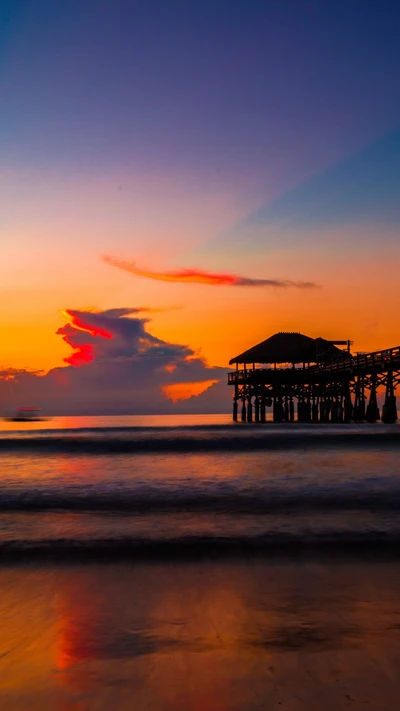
[233,400,238,422]
[382,371,398,424]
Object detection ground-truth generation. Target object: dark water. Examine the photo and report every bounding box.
[0,415,399,555]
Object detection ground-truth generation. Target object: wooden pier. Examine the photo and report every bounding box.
[228,333,399,423]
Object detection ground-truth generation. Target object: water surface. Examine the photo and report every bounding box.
[0,415,399,553]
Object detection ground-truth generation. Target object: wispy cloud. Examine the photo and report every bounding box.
[102,255,319,289]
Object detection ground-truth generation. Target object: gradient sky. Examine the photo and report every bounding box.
[1,0,400,412]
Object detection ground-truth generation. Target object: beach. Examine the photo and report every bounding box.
[2,557,400,710]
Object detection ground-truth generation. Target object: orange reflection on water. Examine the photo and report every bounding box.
[55,583,100,672]
[1,560,400,710]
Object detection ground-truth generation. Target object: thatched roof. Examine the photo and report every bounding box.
[229,332,346,365]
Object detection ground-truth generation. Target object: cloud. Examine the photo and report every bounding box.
[102,255,318,289]
[58,310,113,366]
[0,308,227,415]
[58,308,180,367]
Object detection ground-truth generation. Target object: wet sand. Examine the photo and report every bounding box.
[1,557,400,710]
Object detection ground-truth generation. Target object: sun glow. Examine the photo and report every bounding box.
[161,379,219,403]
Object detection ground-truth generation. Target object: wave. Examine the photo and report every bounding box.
[1,428,400,454]
[1,486,400,512]
[1,533,400,560]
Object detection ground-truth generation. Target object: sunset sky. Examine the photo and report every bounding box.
[1,0,400,413]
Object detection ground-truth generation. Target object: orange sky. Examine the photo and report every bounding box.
[2,232,399,375]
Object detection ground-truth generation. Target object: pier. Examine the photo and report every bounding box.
[228,332,399,423]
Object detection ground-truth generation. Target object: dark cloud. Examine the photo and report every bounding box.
[0,309,227,415]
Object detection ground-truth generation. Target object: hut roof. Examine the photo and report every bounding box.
[229,332,346,365]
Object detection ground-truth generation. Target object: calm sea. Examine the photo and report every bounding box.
[0,413,399,556]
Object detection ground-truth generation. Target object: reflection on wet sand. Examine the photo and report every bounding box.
[1,559,400,710]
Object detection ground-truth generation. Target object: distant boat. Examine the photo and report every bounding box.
[5,408,47,422]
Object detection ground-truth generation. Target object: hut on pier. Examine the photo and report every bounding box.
[228,332,352,423]
[229,332,348,369]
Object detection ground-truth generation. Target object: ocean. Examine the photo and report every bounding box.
[0,414,400,555]
[2,414,400,710]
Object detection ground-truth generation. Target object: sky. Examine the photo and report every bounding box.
[1,0,400,414]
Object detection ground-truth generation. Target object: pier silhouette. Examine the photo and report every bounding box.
[228,332,399,423]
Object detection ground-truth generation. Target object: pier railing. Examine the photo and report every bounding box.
[309,345,400,376]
